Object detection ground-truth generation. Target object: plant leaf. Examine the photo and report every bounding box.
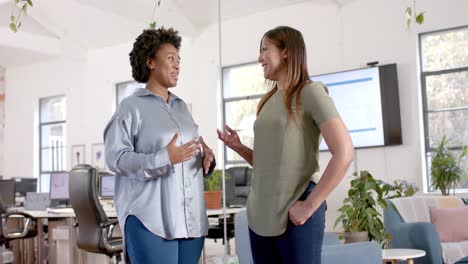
[27,0,33,6]
[405,7,412,18]
[22,4,27,15]
[10,23,17,33]
[149,21,156,29]
[415,12,424,24]
[11,16,15,22]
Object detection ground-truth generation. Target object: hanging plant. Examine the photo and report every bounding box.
[149,0,161,29]
[10,0,33,33]
[405,0,425,28]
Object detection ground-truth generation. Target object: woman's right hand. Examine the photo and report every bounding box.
[167,132,202,165]
[217,124,242,151]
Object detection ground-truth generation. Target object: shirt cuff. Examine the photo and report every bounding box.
[143,147,173,179]
[203,157,216,177]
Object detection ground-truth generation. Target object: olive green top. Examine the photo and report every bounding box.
[247,81,340,236]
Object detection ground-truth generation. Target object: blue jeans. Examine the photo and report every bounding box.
[124,215,205,264]
[249,182,326,264]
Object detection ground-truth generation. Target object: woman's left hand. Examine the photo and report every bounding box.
[200,137,215,174]
[288,201,315,226]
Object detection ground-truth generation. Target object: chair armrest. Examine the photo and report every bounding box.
[4,211,35,219]
[322,241,381,264]
[100,219,119,228]
[388,222,443,264]
[3,213,36,239]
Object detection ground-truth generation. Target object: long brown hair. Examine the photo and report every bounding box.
[256,26,310,121]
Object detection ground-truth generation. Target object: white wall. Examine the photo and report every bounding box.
[191,0,468,230]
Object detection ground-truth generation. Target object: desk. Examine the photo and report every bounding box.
[382,248,426,264]
[206,207,243,216]
[8,207,116,264]
[9,206,243,264]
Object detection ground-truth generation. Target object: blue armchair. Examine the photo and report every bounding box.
[384,199,443,264]
[384,197,468,264]
[234,209,381,264]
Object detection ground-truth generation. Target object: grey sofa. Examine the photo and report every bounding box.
[234,209,382,264]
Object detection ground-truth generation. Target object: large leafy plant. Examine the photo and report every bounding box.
[334,171,387,244]
[430,136,468,196]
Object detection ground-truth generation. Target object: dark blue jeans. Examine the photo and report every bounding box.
[124,215,205,264]
[249,182,326,264]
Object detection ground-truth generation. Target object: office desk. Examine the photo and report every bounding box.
[9,206,243,264]
[8,207,117,264]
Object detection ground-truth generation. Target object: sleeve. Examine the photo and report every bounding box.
[103,112,173,181]
[302,81,340,125]
[203,157,217,178]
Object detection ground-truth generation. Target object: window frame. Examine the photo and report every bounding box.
[39,95,67,191]
[419,25,468,193]
[222,61,265,166]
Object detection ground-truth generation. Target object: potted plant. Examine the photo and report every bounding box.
[334,171,387,244]
[204,169,224,209]
[430,136,468,196]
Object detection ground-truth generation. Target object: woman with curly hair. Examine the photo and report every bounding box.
[104,27,216,263]
[218,26,354,264]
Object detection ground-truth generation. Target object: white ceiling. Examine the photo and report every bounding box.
[0,0,355,68]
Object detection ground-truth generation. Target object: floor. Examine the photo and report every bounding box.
[204,237,239,264]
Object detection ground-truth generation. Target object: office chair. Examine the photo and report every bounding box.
[206,214,236,255]
[0,195,37,263]
[225,166,252,207]
[69,164,122,264]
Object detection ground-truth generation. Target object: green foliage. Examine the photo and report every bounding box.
[430,136,468,196]
[334,171,388,244]
[149,0,161,29]
[10,0,33,33]
[379,179,419,199]
[406,0,425,28]
[204,170,231,191]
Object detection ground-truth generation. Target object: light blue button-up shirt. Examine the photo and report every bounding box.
[103,88,210,240]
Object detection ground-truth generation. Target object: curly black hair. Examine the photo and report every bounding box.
[129,27,182,83]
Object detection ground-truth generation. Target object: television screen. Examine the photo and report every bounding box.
[311,64,402,150]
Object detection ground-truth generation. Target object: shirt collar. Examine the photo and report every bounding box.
[133,88,181,103]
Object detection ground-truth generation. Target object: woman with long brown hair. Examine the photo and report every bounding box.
[218,26,354,263]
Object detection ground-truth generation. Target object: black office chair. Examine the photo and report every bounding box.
[0,180,37,248]
[225,166,252,207]
[0,195,37,264]
[69,164,122,264]
[206,215,235,248]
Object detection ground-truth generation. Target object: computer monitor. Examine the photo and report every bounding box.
[0,179,16,208]
[99,172,115,199]
[14,178,38,197]
[49,172,70,201]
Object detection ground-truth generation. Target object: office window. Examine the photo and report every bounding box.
[116,81,144,106]
[420,26,468,191]
[39,96,66,192]
[222,62,267,165]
